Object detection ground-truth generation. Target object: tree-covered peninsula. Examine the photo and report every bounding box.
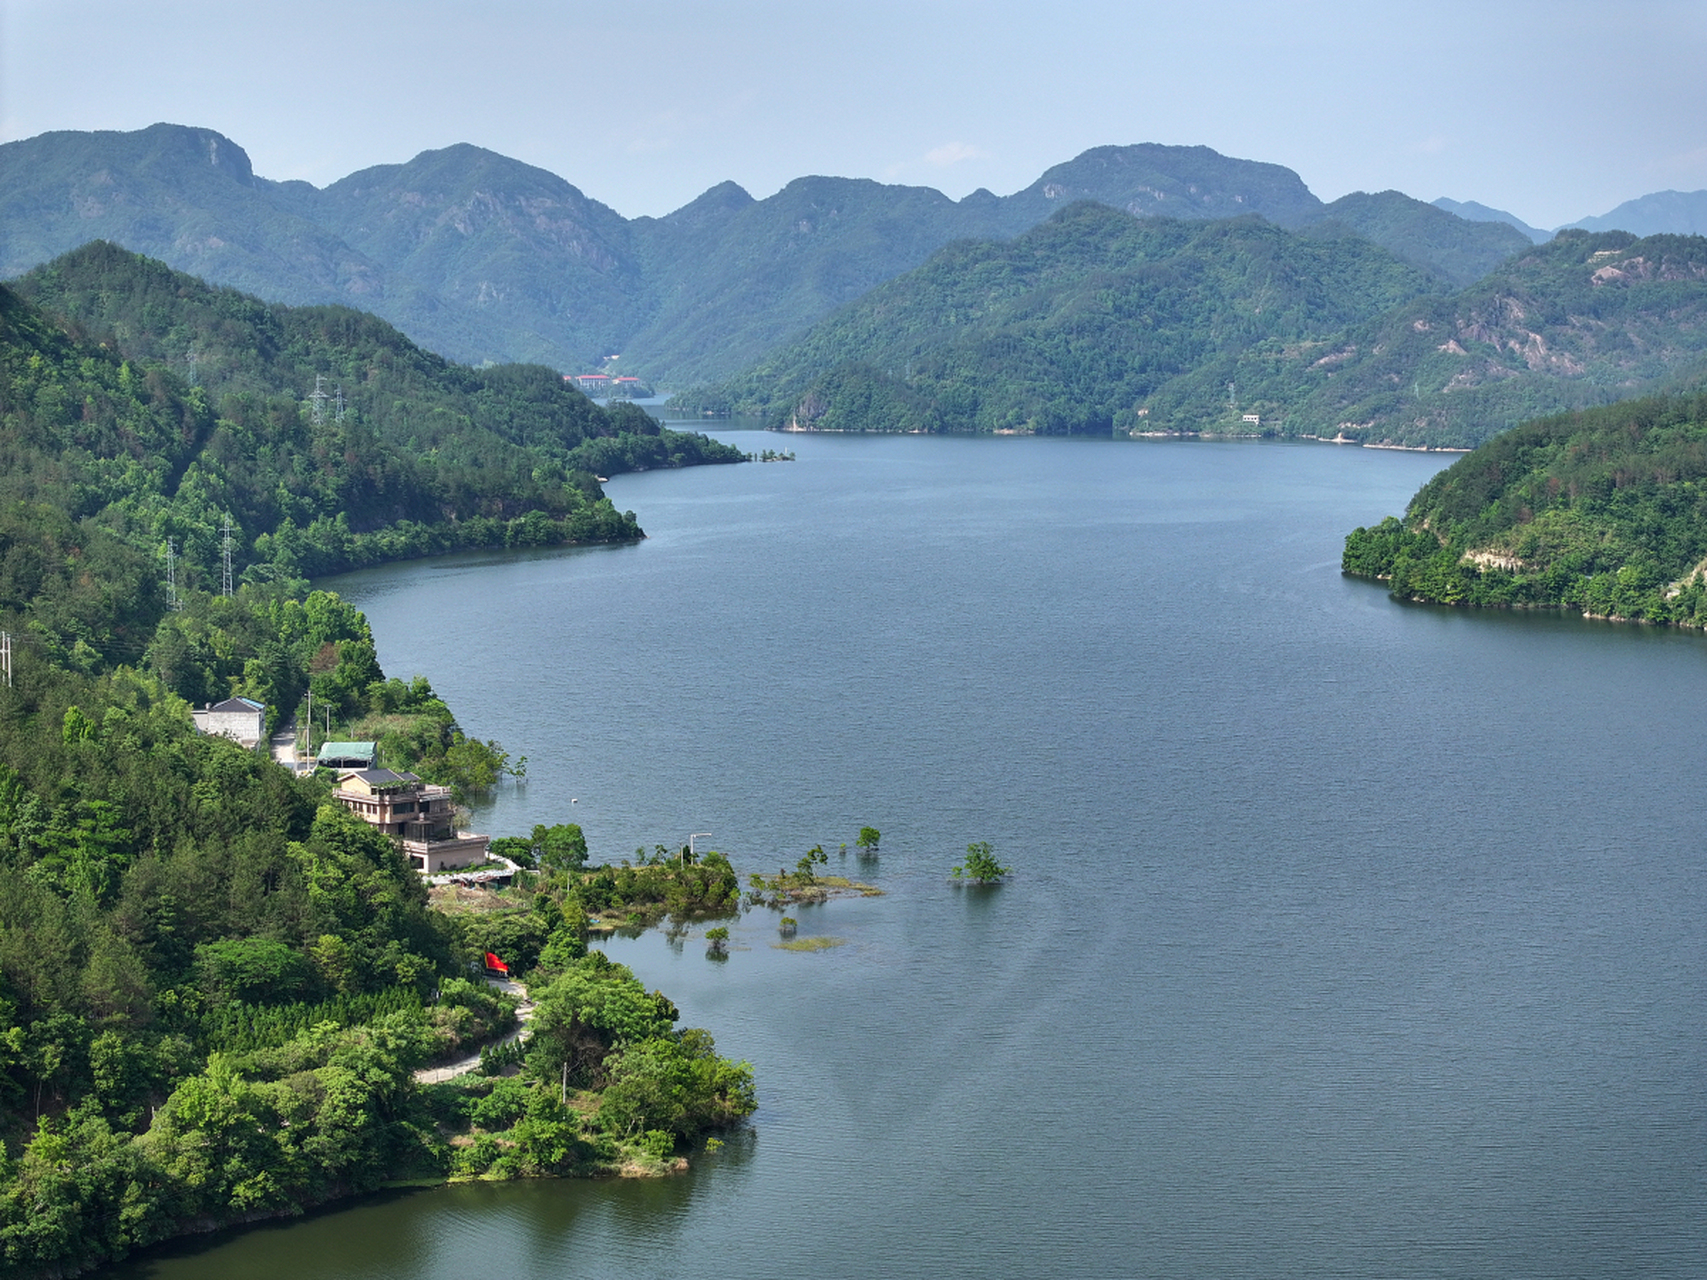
[0,254,755,1278]
[7,241,743,588]
[1342,388,1707,625]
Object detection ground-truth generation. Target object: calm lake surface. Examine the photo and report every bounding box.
[110,433,1707,1279]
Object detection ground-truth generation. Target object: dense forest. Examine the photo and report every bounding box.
[0,252,754,1277]
[1342,389,1707,624]
[674,201,1444,436]
[680,217,1707,449]
[4,242,742,604]
[1208,229,1707,449]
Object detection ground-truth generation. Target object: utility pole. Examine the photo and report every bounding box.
[309,375,328,427]
[1,631,11,688]
[334,385,346,423]
[220,514,234,598]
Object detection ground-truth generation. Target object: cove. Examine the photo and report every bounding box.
[102,432,1707,1280]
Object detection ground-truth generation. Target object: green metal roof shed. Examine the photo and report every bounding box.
[317,741,377,769]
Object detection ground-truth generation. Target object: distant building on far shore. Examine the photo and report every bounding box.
[191,697,266,749]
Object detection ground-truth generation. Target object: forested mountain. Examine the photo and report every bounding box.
[997,142,1325,229]
[1308,191,1534,286]
[1,125,1545,386]
[687,214,1707,449]
[307,143,645,367]
[0,125,376,301]
[3,241,740,637]
[1204,229,1707,448]
[676,202,1442,435]
[1342,389,1707,626]
[622,175,1014,386]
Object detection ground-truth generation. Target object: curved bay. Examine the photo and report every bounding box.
[106,433,1707,1279]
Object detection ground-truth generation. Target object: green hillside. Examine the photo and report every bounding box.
[686,214,1707,447]
[1201,229,1707,448]
[1342,389,1707,625]
[675,202,1443,435]
[1307,191,1534,287]
[624,175,1014,386]
[1001,142,1326,229]
[6,242,739,602]
[309,143,646,367]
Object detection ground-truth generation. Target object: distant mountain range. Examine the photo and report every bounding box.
[1,124,1560,386]
[1563,190,1707,237]
[1432,190,1707,242]
[1431,198,1550,245]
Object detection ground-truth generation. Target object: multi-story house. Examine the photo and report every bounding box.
[330,767,491,873]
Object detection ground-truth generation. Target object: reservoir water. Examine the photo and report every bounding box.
[109,433,1707,1279]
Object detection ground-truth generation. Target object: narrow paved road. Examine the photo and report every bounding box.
[414,979,534,1084]
[270,722,304,772]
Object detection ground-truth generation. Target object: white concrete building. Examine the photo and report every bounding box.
[191,696,267,749]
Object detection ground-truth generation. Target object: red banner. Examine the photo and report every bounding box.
[483,951,509,974]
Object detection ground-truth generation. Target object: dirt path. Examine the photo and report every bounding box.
[414,979,535,1085]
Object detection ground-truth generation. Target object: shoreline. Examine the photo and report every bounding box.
[757,422,1472,451]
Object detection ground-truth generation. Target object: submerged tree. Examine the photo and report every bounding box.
[952,841,1008,885]
[794,846,828,884]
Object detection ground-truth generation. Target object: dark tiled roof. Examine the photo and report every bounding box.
[207,697,265,713]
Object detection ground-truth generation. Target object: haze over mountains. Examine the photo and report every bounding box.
[8,121,1671,388]
[6,120,1707,453]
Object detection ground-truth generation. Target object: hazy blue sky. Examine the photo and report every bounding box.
[4,0,1705,228]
